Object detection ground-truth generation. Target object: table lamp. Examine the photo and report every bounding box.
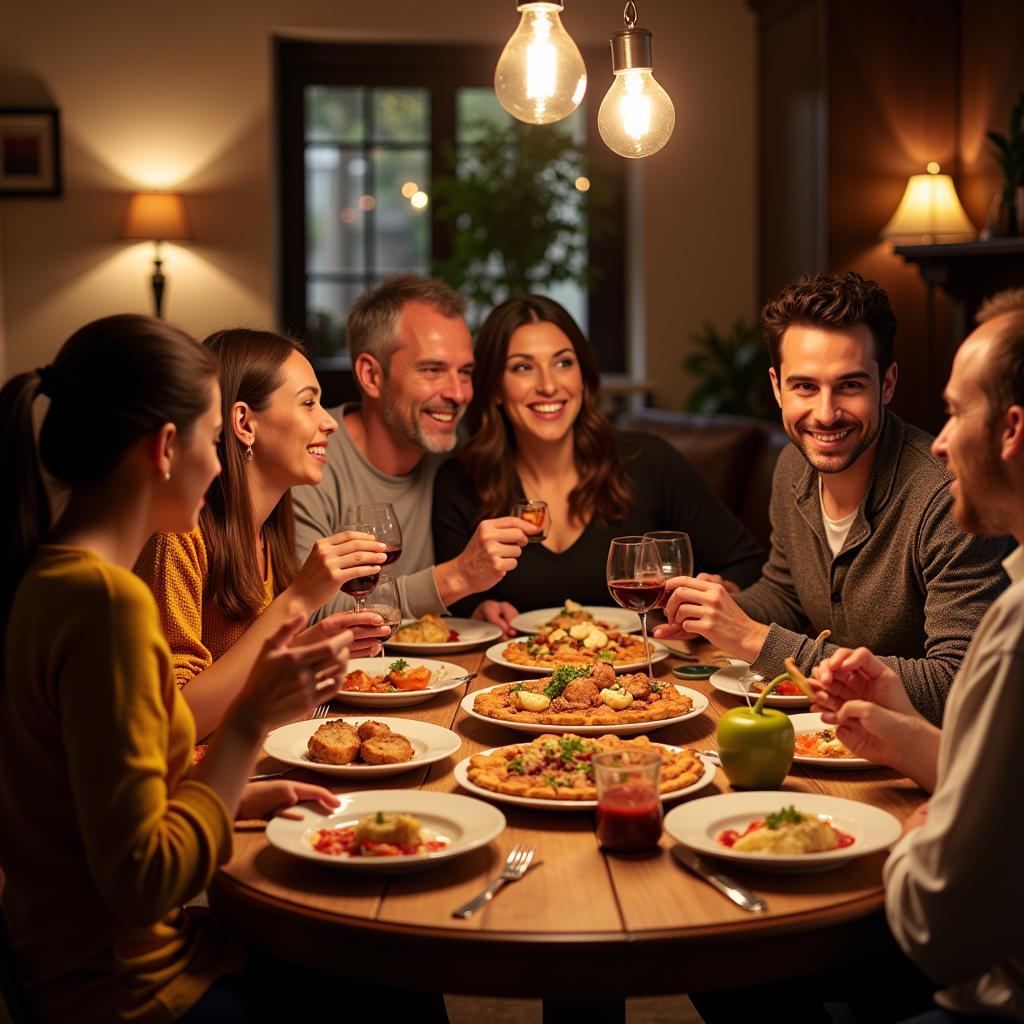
[881,163,976,242]
[121,192,192,318]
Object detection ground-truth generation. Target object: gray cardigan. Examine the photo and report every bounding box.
[735,410,1012,724]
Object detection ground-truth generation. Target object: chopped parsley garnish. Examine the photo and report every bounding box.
[506,756,524,775]
[543,663,591,699]
[388,659,409,673]
[764,805,805,830]
[375,811,385,824]
[558,736,586,763]
[595,651,615,662]
[510,684,523,692]
[649,680,662,693]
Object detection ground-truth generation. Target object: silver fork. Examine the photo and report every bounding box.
[451,844,536,919]
[308,701,332,719]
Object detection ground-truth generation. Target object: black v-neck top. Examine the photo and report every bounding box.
[432,431,766,616]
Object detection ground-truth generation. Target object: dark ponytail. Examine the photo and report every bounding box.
[0,314,217,625]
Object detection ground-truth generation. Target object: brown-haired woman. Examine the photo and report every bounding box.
[432,295,765,632]
[0,315,351,1022]
[136,329,390,739]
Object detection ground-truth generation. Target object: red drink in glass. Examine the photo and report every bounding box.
[607,578,665,611]
[382,546,402,566]
[596,784,663,851]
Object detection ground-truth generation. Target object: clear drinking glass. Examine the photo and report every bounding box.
[339,520,378,610]
[357,503,403,567]
[643,531,694,608]
[593,748,663,852]
[512,499,549,544]
[360,575,401,664]
[606,536,664,677]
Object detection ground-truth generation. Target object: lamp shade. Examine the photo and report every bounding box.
[122,192,191,241]
[881,164,975,241]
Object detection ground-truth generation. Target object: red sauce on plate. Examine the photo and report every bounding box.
[311,826,448,857]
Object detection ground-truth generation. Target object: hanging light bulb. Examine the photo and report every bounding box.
[598,2,675,159]
[494,1,587,125]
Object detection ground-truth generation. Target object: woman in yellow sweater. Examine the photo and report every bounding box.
[0,315,352,1022]
[136,329,390,739]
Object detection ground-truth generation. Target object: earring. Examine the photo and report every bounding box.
[245,445,255,462]
[163,471,171,481]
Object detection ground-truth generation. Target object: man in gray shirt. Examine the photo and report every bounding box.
[657,272,1010,723]
[293,274,536,623]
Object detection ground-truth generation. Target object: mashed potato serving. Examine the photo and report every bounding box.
[716,805,854,855]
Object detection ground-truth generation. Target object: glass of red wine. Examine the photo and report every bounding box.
[360,575,401,664]
[339,520,378,610]
[606,535,665,678]
[358,503,403,568]
[643,531,693,608]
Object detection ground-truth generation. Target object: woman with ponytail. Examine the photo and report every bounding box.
[431,295,766,633]
[136,329,390,739]
[0,316,352,1022]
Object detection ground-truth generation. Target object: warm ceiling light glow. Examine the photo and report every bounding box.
[881,164,976,241]
[340,207,358,223]
[410,190,429,210]
[358,194,376,211]
[574,176,591,191]
[401,181,419,198]
[494,2,587,125]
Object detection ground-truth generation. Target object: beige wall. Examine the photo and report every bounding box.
[0,0,756,410]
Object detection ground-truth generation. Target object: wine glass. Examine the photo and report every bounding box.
[606,536,665,678]
[359,575,402,664]
[339,520,378,610]
[643,531,694,609]
[358,503,403,567]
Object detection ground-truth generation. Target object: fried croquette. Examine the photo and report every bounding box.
[359,733,415,765]
[307,720,361,764]
[357,720,393,741]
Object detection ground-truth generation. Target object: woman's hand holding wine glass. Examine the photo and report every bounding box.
[356,575,402,665]
[606,536,665,678]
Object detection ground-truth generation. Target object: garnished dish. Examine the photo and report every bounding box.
[461,733,708,804]
[392,615,459,644]
[469,662,696,731]
[794,728,857,759]
[308,719,414,765]
[263,716,461,778]
[534,599,614,632]
[789,712,875,769]
[501,619,649,669]
[663,792,902,873]
[716,805,854,854]
[310,811,450,858]
[509,602,642,636]
[265,790,506,873]
[709,660,813,708]
[343,659,430,693]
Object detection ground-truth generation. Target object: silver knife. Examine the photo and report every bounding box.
[671,845,767,913]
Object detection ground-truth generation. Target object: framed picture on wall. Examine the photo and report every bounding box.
[0,107,62,197]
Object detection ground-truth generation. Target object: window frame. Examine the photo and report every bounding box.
[275,37,626,378]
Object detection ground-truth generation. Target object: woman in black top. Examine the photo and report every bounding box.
[432,295,765,632]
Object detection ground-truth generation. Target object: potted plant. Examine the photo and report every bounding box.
[987,91,1024,236]
[682,319,774,420]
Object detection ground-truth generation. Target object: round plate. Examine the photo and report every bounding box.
[263,716,461,777]
[663,791,901,873]
[454,747,717,811]
[510,606,642,635]
[333,657,470,708]
[265,790,506,873]
[709,659,812,708]
[485,639,670,676]
[386,617,503,654]
[790,712,875,769]
[460,682,709,736]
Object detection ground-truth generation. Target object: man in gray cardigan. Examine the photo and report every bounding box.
[293,274,537,623]
[658,272,1010,724]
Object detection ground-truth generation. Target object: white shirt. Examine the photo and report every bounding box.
[818,477,858,557]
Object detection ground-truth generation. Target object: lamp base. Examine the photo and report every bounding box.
[151,251,165,319]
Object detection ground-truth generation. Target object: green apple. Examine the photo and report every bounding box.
[716,678,795,789]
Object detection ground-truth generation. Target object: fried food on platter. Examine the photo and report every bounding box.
[539,599,613,632]
[392,614,457,644]
[468,733,705,801]
[473,663,692,726]
[342,660,432,693]
[307,720,415,766]
[502,619,648,669]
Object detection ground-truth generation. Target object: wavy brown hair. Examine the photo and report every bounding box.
[199,329,306,620]
[460,295,633,526]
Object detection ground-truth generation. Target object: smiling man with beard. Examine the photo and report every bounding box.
[294,274,536,620]
[657,272,1011,724]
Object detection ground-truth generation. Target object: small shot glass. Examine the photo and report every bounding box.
[512,499,549,544]
[593,748,663,852]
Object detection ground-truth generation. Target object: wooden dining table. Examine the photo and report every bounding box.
[209,638,925,1022]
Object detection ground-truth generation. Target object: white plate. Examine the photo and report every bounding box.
[510,606,642,635]
[485,639,670,676]
[790,712,875,769]
[663,791,901,872]
[265,790,506,873]
[333,657,470,708]
[460,682,709,736]
[386,617,503,654]
[709,659,812,708]
[454,746,717,811]
[263,716,461,778]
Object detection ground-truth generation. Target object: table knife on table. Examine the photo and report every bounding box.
[671,845,767,913]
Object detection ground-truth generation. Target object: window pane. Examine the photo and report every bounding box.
[372,88,429,142]
[306,280,365,358]
[456,87,586,145]
[373,147,431,273]
[306,147,368,274]
[305,86,365,143]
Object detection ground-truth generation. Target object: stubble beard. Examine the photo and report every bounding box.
[952,435,1008,536]
[379,390,462,454]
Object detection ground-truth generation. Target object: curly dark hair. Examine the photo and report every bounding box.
[761,272,898,375]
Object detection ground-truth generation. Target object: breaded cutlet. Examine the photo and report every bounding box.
[307,720,361,764]
[359,734,415,765]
